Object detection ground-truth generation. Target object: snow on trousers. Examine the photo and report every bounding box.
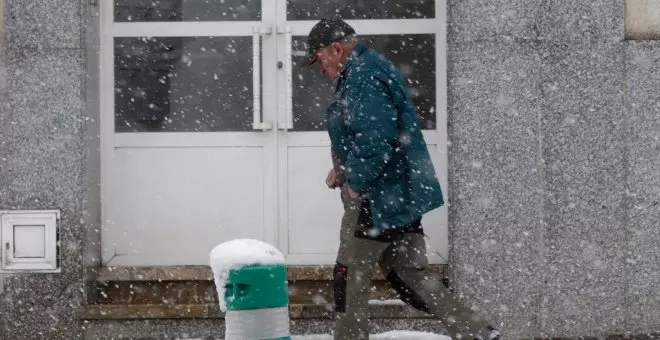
[333,187,491,340]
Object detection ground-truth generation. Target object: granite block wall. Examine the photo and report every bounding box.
[0,0,8,214]
[448,0,660,339]
[448,39,543,339]
[0,0,86,339]
[538,40,627,337]
[624,40,660,334]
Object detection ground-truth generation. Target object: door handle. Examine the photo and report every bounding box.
[278,25,294,131]
[252,25,273,131]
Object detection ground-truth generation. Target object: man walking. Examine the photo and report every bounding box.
[305,18,502,340]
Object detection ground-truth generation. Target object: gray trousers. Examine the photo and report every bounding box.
[334,187,491,340]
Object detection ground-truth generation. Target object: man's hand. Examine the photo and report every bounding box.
[347,186,359,199]
[326,168,340,189]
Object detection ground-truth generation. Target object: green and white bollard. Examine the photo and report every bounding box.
[224,264,290,339]
[209,239,290,340]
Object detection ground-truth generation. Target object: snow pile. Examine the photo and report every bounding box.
[291,332,450,340]
[368,298,406,306]
[209,238,285,312]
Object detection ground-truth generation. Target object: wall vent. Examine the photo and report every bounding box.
[0,210,61,273]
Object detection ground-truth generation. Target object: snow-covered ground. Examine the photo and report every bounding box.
[291,331,451,339]
[184,332,451,340]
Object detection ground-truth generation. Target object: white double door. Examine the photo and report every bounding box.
[101,0,448,266]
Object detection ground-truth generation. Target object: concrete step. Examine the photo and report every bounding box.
[89,265,447,305]
[79,302,433,320]
[84,265,447,320]
[92,264,446,282]
[92,278,401,305]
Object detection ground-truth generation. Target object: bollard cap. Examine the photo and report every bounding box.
[209,239,286,312]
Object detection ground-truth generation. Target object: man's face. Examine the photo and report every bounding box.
[315,43,344,81]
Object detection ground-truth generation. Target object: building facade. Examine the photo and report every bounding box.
[1,0,659,339]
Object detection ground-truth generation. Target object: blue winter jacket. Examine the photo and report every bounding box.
[326,43,444,230]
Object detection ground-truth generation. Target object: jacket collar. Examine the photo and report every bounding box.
[334,43,368,90]
[341,43,367,76]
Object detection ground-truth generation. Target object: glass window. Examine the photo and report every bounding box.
[292,34,436,131]
[114,0,261,22]
[114,36,257,132]
[287,0,434,20]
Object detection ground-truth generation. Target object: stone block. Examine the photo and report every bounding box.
[0,96,10,207]
[448,0,623,42]
[0,47,85,339]
[4,48,84,211]
[538,41,627,337]
[5,0,81,49]
[448,40,543,338]
[624,41,660,333]
[537,0,624,42]
[448,0,540,42]
[0,271,84,339]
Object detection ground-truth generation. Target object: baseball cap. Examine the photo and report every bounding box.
[301,17,356,67]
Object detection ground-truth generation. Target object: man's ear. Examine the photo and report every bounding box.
[331,42,343,54]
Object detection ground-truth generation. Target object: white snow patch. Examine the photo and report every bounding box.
[290,332,450,340]
[368,299,406,306]
[188,333,449,340]
[209,238,285,312]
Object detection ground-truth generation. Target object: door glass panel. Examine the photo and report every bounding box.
[114,0,261,22]
[286,0,434,20]
[114,36,257,132]
[292,34,436,131]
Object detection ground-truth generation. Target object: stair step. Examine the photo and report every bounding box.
[81,303,220,320]
[84,265,447,321]
[90,265,447,306]
[79,302,432,320]
[94,280,217,305]
[93,279,398,305]
[94,265,445,282]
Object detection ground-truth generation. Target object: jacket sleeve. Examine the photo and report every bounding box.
[330,146,346,182]
[344,75,398,193]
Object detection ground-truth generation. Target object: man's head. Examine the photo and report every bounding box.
[304,18,358,80]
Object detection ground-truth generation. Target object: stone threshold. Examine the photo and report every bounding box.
[93,264,447,282]
[79,303,432,320]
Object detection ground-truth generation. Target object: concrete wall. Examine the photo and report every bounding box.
[447,0,660,338]
[0,0,659,339]
[0,0,87,339]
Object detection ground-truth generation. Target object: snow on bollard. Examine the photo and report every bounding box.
[209,239,290,340]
